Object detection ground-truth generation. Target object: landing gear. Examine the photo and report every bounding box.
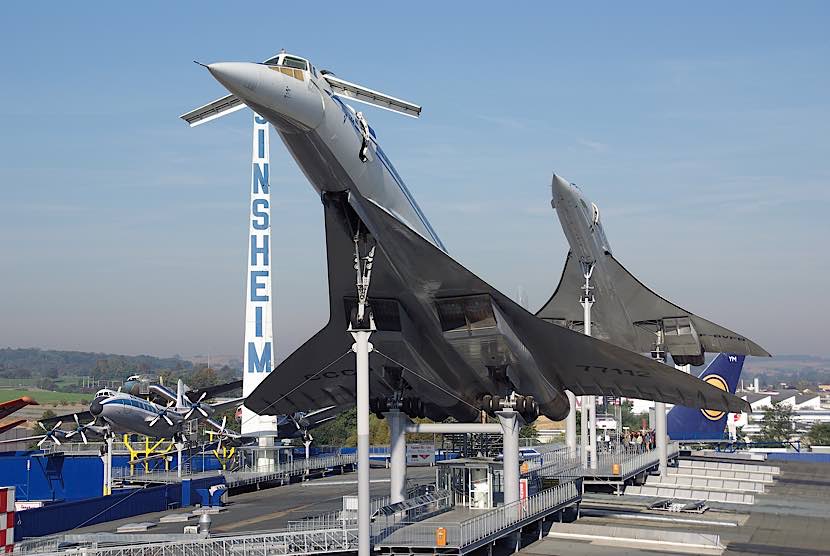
[370,396,424,419]
[480,393,539,422]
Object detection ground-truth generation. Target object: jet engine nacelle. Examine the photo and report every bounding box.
[662,317,705,366]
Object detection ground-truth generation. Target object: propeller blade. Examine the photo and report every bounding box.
[86,419,96,427]
[197,406,208,417]
[198,392,207,402]
[184,408,195,420]
[66,430,77,438]
[54,421,63,429]
[53,435,61,446]
[37,437,47,447]
[163,414,173,426]
[73,414,80,426]
[80,431,88,444]
[149,416,160,427]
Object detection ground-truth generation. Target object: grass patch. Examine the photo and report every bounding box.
[0,388,89,405]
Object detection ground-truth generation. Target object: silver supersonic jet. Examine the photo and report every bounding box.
[182,51,750,424]
[537,175,770,366]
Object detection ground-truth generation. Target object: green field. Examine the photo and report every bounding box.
[0,376,85,388]
[0,388,90,405]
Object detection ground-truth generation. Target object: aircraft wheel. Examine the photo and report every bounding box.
[515,396,527,415]
[480,395,492,412]
[489,395,502,414]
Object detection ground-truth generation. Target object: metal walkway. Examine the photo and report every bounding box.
[581,443,680,486]
[375,479,582,555]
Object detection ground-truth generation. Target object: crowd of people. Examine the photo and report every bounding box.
[596,429,657,453]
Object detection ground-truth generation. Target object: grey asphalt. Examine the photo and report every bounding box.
[517,460,830,556]
[66,466,435,538]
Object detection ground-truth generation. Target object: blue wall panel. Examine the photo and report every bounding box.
[15,476,227,541]
[15,484,175,540]
[766,452,830,463]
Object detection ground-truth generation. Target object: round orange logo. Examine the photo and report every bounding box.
[700,374,729,420]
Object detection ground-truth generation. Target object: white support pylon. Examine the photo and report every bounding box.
[386,409,408,504]
[351,236,376,556]
[580,262,598,470]
[105,434,113,496]
[565,391,577,452]
[241,112,279,469]
[656,401,667,476]
[580,396,589,468]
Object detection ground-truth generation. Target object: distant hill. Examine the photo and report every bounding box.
[0,347,192,380]
[742,354,830,386]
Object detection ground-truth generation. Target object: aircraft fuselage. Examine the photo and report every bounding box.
[550,175,642,347]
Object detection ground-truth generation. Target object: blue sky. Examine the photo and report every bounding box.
[1,2,828,359]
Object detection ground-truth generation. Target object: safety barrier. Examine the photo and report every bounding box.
[376,479,581,550]
[581,442,679,479]
[112,453,356,486]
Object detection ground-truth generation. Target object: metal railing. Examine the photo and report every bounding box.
[375,479,580,549]
[112,453,356,485]
[524,447,580,478]
[579,441,680,477]
[31,528,360,556]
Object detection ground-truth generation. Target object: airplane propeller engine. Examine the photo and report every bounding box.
[212,416,232,452]
[185,392,210,420]
[37,420,63,447]
[149,400,175,427]
[66,414,97,444]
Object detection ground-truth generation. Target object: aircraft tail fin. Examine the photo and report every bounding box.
[667,353,745,441]
[176,379,185,410]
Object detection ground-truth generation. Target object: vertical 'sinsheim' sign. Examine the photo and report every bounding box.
[242,113,277,436]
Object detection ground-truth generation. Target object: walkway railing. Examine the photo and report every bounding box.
[375,479,580,549]
[579,442,680,477]
[112,453,356,485]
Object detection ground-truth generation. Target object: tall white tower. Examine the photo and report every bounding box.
[241,113,279,447]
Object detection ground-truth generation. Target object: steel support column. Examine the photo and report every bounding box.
[350,327,373,556]
[497,410,521,506]
[565,391,577,452]
[386,409,408,504]
[580,396,589,468]
[655,400,667,476]
[588,395,597,470]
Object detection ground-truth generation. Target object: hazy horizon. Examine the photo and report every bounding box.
[2,3,829,359]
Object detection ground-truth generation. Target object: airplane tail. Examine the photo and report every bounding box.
[176,379,185,410]
[667,353,745,441]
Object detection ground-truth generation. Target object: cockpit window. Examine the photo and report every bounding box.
[282,56,308,70]
[264,55,281,66]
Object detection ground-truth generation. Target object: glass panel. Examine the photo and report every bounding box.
[293,68,304,81]
[282,56,308,70]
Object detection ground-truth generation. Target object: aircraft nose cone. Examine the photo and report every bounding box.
[550,174,572,207]
[207,62,263,96]
[90,398,104,416]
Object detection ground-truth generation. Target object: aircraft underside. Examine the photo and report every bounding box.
[245,189,750,423]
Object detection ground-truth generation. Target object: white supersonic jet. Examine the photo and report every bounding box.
[182,52,749,425]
